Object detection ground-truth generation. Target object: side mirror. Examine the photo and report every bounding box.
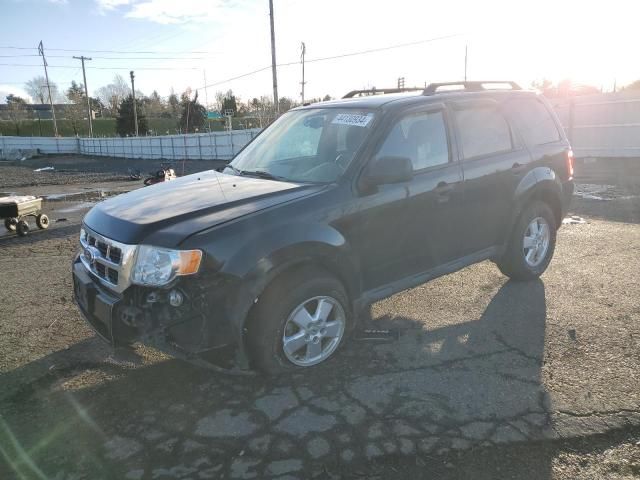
[360,155,413,190]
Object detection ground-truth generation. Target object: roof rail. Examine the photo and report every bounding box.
[343,87,424,99]
[423,81,521,95]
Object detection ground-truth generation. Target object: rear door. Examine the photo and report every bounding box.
[451,98,533,254]
[504,95,568,179]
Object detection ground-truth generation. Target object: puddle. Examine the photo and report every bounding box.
[573,183,639,201]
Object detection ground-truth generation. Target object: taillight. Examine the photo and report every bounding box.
[566,150,574,180]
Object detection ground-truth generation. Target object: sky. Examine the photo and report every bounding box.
[1,0,639,107]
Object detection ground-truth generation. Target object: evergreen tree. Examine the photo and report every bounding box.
[178,91,206,133]
[115,94,148,136]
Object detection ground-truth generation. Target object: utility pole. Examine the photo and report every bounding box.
[73,55,93,137]
[38,41,58,137]
[130,70,138,136]
[268,0,279,113]
[300,42,306,104]
[464,44,468,82]
[203,70,211,131]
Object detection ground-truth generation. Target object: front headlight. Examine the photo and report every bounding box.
[131,245,202,287]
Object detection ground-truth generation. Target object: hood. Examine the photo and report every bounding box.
[83,170,323,245]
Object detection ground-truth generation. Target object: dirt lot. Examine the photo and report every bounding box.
[0,156,639,480]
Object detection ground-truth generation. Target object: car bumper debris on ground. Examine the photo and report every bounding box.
[0,155,639,479]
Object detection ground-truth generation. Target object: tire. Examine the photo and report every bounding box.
[497,200,557,281]
[36,213,49,229]
[16,220,29,237]
[4,218,17,232]
[246,267,351,375]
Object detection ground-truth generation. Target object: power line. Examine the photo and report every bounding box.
[197,33,461,90]
[281,33,461,68]
[1,54,214,60]
[199,66,273,88]
[0,63,200,70]
[0,45,215,54]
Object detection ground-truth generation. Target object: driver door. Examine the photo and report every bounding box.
[349,106,465,291]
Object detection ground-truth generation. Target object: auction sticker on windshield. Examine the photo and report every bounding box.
[331,113,374,127]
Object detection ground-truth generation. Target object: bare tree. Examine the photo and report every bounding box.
[248,96,277,128]
[214,90,225,113]
[96,74,130,116]
[5,94,29,135]
[24,75,60,104]
[66,81,87,136]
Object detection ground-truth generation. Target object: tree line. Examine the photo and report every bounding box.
[3,74,333,137]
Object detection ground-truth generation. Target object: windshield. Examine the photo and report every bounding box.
[226,108,375,183]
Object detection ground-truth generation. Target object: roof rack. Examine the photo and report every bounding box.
[342,87,424,99]
[423,81,521,95]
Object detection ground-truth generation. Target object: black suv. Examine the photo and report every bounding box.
[73,81,574,374]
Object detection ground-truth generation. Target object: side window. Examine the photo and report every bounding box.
[454,106,513,159]
[377,111,449,170]
[508,98,561,146]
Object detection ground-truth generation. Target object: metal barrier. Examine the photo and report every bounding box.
[551,92,640,158]
[4,94,640,161]
[0,129,261,161]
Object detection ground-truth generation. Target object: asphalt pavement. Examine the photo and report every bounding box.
[0,157,638,479]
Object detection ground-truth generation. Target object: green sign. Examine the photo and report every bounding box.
[207,111,223,119]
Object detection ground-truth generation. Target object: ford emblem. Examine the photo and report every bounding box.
[83,246,98,264]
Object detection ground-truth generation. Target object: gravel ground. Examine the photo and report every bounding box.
[0,154,226,189]
[0,156,639,480]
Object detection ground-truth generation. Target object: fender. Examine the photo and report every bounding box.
[504,166,564,245]
[221,222,360,337]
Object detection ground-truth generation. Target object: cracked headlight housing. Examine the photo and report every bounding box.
[131,245,202,287]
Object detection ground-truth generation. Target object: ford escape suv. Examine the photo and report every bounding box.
[73,81,574,374]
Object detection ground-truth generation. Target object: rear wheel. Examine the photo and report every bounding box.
[16,220,29,237]
[497,201,556,281]
[4,218,17,232]
[246,268,350,374]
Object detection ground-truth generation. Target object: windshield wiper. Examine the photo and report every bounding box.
[240,170,286,182]
[224,165,287,182]
[224,164,242,175]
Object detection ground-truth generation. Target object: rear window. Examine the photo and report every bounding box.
[454,106,513,159]
[508,98,561,146]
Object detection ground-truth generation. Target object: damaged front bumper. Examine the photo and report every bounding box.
[72,255,236,354]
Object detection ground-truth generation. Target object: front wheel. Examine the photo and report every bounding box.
[497,201,557,281]
[246,268,350,374]
[36,213,49,229]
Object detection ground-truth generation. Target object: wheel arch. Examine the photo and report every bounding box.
[513,167,564,228]
[221,224,361,343]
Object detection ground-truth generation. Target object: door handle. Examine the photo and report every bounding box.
[511,162,527,174]
[435,182,453,203]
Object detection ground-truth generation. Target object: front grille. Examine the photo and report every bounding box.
[109,247,122,264]
[95,262,106,278]
[107,269,119,285]
[80,226,136,294]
